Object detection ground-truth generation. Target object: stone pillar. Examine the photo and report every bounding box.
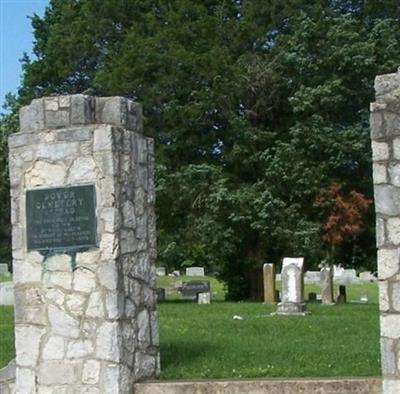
[263,263,276,304]
[371,68,400,394]
[9,95,159,394]
[276,257,306,315]
[320,266,334,305]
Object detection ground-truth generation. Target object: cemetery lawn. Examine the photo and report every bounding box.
[0,273,11,282]
[0,278,381,379]
[159,301,380,379]
[158,276,380,379]
[0,306,14,369]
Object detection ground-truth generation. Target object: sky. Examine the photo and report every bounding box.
[0,0,49,111]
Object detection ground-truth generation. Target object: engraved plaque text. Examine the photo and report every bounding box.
[26,185,97,251]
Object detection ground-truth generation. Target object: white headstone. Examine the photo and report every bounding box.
[342,269,357,279]
[0,282,14,305]
[156,267,166,276]
[0,263,9,274]
[333,265,361,284]
[304,271,321,284]
[320,266,334,305]
[276,257,306,315]
[359,271,376,282]
[333,264,344,278]
[198,292,211,304]
[185,267,205,276]
[360,294,369,303]
[335,268,359,284]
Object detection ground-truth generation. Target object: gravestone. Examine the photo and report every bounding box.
[360,294,369,303]
[179,281,210,300]
[371,68,400,394]
[156,288,166,303]
[342,269,358,282]
[276,257,306,315]
[304,271,321,284]
[333,264,344,279]
[9,95,159,393]
[308,292,317,302]
[0,282,14,305]
[335,268,359,284]
[185,267,205,276]
[198,292,211,304]
[320,266,335,305]
[0,263,9,274]
[173,280,183,290]
[336,285,347,304]
[263,263,276,304]
[359,271,376,282]
[156,267,166,276]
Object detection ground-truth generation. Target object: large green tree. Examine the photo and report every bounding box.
[2,0,400,298]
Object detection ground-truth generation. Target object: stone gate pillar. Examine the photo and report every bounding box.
[9,95,159,393]
[371,68,400,394]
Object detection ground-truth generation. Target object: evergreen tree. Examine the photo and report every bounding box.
[2,0,400,298]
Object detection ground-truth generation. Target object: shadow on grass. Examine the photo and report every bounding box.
[161,299,226,304]
[161,339,218,368]
[161,299,194,304]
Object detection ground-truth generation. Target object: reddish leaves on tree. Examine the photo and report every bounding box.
[316,182,371,246]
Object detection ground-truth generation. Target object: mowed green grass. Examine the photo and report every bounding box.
[0,306,14,369]
[0,277,381,379]
[158,276,380,379]
[158,301,380,379]
[0,273,12,283]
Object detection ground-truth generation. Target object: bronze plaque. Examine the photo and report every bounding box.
[26,185,97,251]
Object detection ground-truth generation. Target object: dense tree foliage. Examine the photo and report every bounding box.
[1,0,400,298]
[315,182,371,265]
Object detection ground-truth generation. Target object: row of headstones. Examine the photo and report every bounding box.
[0,275,210,307]
[156,266,211,304]
[301,266,376,285]
[156,284,211,304]
[155,259,357,308]
[1,258,367,307]
[0,264,208,306]
[156,266,205,277]
[265,258,348,315]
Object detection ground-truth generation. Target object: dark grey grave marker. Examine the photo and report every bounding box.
[179,281,210,300]
[336,285,347,303]
[308,292,317,302]
[156,288,166,303]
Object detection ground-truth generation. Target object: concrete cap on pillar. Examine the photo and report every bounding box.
[19,94,143,133]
